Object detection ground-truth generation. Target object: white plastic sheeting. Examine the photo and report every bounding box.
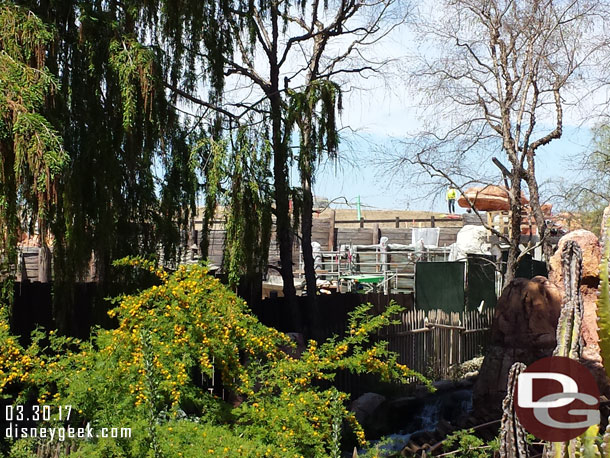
[448,225,490,261]
[411,227,440,248]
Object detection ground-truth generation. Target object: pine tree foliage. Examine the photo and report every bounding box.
[0,1,199,331]
[223,127,273,288]
[1,0,402,328]
[287,79,342,190]
[191,125,273,289]
[0,3,66,278]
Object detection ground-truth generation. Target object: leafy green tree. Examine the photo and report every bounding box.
[286,80,342,317]
[1,1,199,331]
[194,127,273,299]
[153,1,406,330]
[0,259,429,457]
[0,3,66,289]
[1,0,406,333]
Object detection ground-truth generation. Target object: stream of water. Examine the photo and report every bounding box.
[357,388,473,455]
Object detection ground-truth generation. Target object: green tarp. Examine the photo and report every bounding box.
[465,255,497,311]
[415,258,497,313]
[415,262,465,313]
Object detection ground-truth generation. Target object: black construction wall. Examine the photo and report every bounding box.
[501,252,548,279]
[249,292,414,342]
[11,282,104,344]
[465,255,498,311]
[10,281,415,347]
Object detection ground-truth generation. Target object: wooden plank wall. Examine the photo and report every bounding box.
[438,227,462,247]
[207,229,226,266]
[14,217,462,281]
[336,228,375,247]
[311,219,330,248]
[379,228,411,245]
[19,247,40,282]
[330,225,462,249]
[380,308,494,380]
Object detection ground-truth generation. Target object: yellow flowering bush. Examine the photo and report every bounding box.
[0,307,86,405]
[0,257,429,457]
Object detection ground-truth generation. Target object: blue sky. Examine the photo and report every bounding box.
[290,2,601,215]
[303,125,593,214]
[209,2,602,216]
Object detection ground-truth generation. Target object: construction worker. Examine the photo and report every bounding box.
[446,187,457,214]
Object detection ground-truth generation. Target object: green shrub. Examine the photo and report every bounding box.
[0,258,429,457]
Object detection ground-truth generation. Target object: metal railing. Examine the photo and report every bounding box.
[297,244,452,294]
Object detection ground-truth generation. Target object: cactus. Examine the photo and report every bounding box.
[581,425,602,458]
[544,241,588,457]
[597,207,610,379]
[553,240,584,360]
[602,423,610,456]
[500,362,530,458]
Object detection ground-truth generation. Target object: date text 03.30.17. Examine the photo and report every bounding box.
[5,405,72,423]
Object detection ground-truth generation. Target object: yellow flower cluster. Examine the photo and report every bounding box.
[0,322,34,392]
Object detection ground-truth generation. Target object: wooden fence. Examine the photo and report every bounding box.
[380,308,494,380]
[251,293,494,395]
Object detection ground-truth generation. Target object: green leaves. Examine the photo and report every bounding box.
[109,39,158,131]
[0,4,66,287]
[194,128,273,289]
[0,4,53,64]
[286,79,342,169]
[0,2,201,305]
[0,262,430,456]
[443,428,499,458]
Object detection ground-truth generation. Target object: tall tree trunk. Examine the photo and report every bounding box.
[300,172,319,336]
[299,110,319,336]
[238,272,263,308]
[505,170,523,286]
[0,141,18,312]
[271,126,296,303]
[301,177,317,301]
[269,3,300,330]
[525,153,553,263]
[38,225,51,283]
[0,142,18,270]
[199,207,213,261]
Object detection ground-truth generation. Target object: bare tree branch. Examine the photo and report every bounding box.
[384,0,608,285]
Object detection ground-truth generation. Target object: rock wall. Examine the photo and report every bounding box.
[472,276,562,416]
[548,229,609,396]
[474,229,610,419]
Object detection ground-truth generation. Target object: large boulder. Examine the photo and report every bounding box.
[457,185,528,211]
[473,276,561,417]
[349,393,388,439]
[489,276,562,348]
[549,229,600,286]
